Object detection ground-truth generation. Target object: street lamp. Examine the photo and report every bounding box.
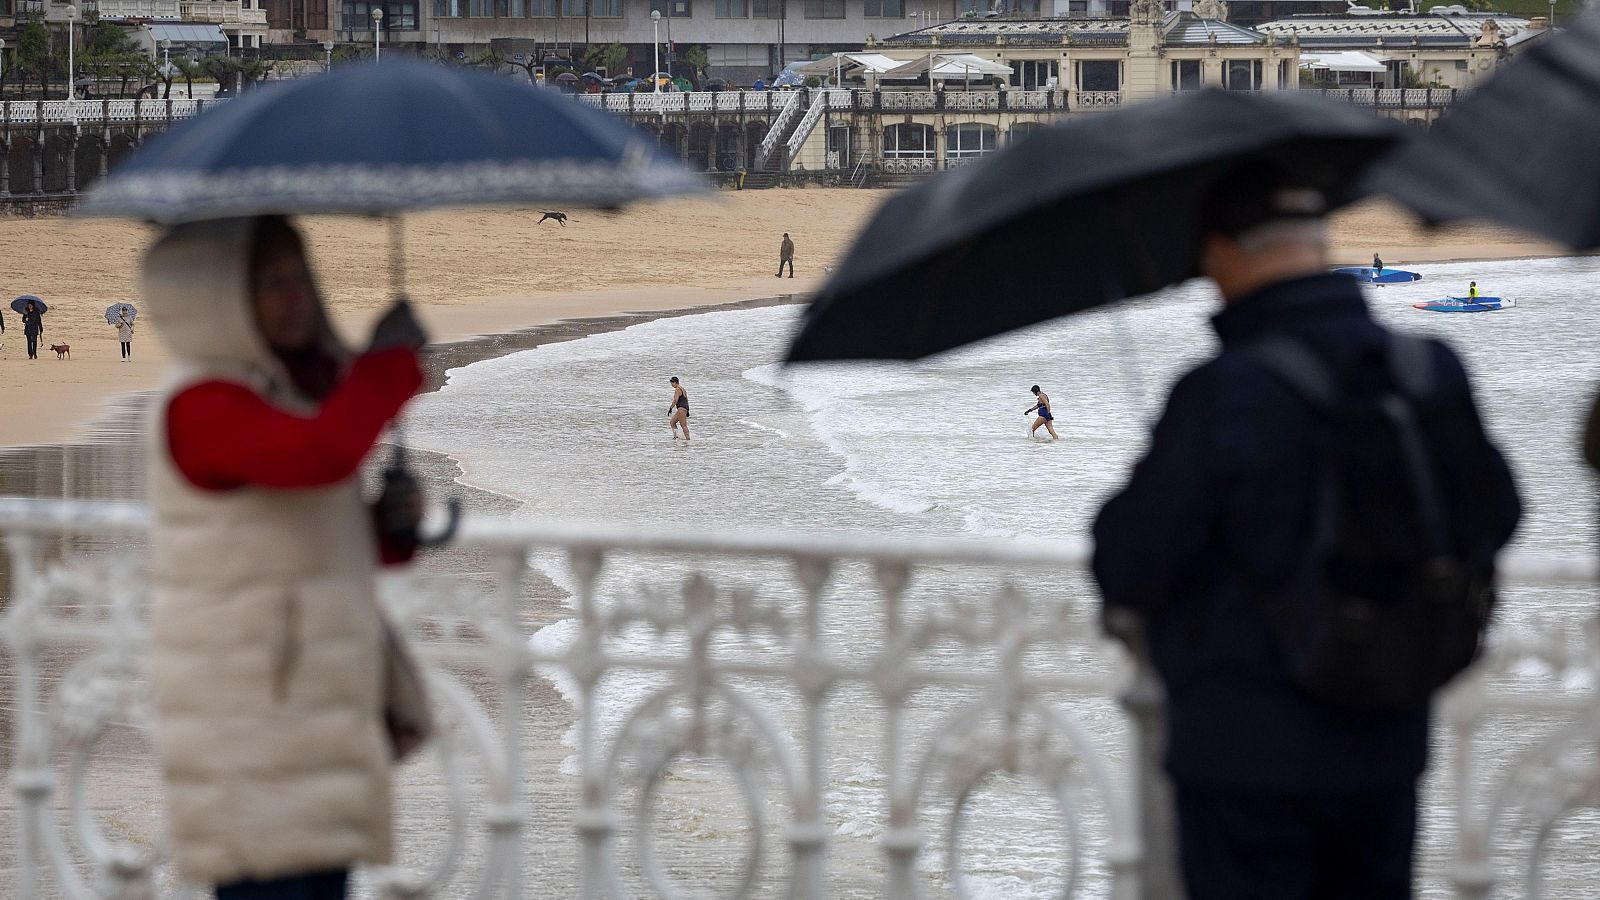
[651,9,661,92]
[0,39,7,94]
[371,7,384,62]
[323,39,335,71]
[1549,0,1556,28]
[161,39,172,72]
[64,4,78,104]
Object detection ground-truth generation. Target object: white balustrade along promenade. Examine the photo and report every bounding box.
[2,497,1598,898]
[0,99,220,126]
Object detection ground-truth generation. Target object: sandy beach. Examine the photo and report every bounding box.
[0,188,1564,448]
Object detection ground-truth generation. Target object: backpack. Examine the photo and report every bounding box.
[1246,335,1496,711]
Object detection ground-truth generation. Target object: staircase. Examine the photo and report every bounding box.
[751,90,807,173]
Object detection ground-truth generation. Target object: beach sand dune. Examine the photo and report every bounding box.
[0,188,1561,447]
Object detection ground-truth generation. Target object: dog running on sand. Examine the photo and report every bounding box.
[538,211,569,226]
[49,343,70,360]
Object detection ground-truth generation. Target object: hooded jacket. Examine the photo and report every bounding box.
[141,218,422,885]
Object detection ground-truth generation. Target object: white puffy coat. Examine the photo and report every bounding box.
[142,218,396,885]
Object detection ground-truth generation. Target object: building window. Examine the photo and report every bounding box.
[1013,59,1058,89]
[956,0,983,13]
[945,122,995,158]
[650,0,692,15]
[1223,59,1261,90]
[883,123,934,158]
[717,0,748,15]
[1010,121,1042,143]
[1172,59,1201,91]
[467,0,490,15]
[529,0,557,14]
[1078,59,1119,92]
[863,0,903,15]
[433,0,463,17]
[803,0,842,17]
[751,0,782,14]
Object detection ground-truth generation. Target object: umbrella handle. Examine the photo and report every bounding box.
[419,497,464,549]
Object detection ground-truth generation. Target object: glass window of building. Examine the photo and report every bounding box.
[650,0,692,15]
[1172,59,1201,90]
[717,0,749,16]
[1013,59,1058,89]
[751,0,781,15]
[883,123,934,158]
[945,122,995,159]
[864,0,904,16]
[803,0,843,17]
[1223,59,1261,90]
[1078,59,1119,92]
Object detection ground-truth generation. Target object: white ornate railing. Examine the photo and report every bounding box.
[881,90,936,111]
[1074,90,1122,109]
[881,157,936,175]
[4,497,1600,898]
[0,99,218,127]
[1009,89,1053,110]
[944,91,1001,111]
[753,88,804,171]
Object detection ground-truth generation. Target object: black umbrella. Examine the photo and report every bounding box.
[1369,13,1593,248]
[786,89,1402,363]
[11,295,47,315]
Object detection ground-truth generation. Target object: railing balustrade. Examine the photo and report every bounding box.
[0,99,219,127]
[881,90,937,112]
[1074,90,1122,109]
[4,497,1600,898]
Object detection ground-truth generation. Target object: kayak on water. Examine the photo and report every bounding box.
[1413,297,1516,313]
[1333,266,1424,284]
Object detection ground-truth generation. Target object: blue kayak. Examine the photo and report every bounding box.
[1413,297,1515,313]
[1334,266,1423,284]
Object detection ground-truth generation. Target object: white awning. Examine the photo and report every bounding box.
[794,53,914,76]
[1299,51,1388,74]
[883,53,1013,80]
[147,23,228,45]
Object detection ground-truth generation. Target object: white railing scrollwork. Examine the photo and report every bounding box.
[4,497,1600,898]
[881,90,936,111]
[1009,89,1052,110]
[754,88,804,171]
[944,91,1000,112]
[574,93,602,108]
[882,157,936,175]
[1074,90,1122,109]
[0,99,216,126]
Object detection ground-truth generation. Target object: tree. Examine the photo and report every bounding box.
[582,41,627,77]
[467,48,506,73]
[679,44,708,83]
[173,57,205,98]
[17,18,52,98]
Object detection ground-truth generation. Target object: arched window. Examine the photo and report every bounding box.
[1009,121,1043,144]
[883,123,935,159]
[945,123,996,161]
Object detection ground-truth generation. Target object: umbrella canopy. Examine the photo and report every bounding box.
[106,302,139,325]
[1368,13,1588,248]
[786,89,1401,363]
[555,72,580,82]
[79,61,705,224]
[12,296,47,314]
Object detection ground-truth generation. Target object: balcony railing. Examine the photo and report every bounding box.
[178,0,266,24]
[93,0,180,17]
[3,497,1600,898]
[0,98,220,125]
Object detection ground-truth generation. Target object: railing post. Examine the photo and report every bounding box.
[1108,609,1185,900]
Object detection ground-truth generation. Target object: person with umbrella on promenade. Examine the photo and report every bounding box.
[107,302,137,361]
[81,61,703,898]
[788,89,1521,896]
[15,295,46,360]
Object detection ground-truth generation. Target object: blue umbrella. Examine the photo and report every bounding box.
[12,295,46,315]
[79,61,705,224]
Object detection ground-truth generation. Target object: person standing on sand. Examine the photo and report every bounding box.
[669,376,691,441]
[141,215,432,900]
[21,300,43,360]
[114,308,135,361]
[1026,385,1059,440]
[776,233,795,278]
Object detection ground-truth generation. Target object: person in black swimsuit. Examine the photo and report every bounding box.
[1026,384,1059,440]
[668,376,691,441]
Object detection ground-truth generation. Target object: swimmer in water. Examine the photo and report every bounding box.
[1026,385,1059,440]
[668,376,690,441]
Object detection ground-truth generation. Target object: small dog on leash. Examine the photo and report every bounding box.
[538,211,569,226]
[49,343,70,360]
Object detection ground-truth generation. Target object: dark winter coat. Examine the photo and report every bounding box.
[1093,274,1520,792]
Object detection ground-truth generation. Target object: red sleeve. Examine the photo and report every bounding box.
[166,348,424,492]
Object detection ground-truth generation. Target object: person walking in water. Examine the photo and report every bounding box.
[113,307,135,361]
[668,376,691,441]
[1026,384,1059,440]
[776,233,795,279]
[21,300,43,360]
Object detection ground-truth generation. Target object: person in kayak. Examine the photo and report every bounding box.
[668,376,690,441]
[1373,253,1384,272]
[1026,385,1059,440]
[1468,281,1480,300]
